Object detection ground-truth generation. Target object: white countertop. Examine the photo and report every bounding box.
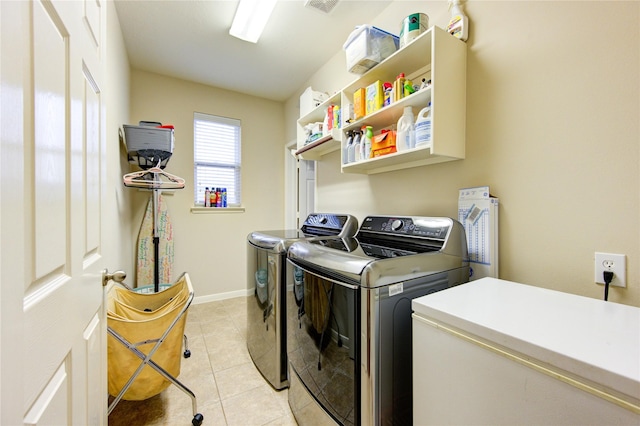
[412,277,640,400]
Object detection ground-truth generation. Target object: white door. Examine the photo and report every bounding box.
[297,159,315,226]
[1,0,108,424]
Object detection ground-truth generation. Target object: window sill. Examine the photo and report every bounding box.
[190,206,245,214]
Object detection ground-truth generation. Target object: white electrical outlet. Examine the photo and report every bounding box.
[594,252,626,287]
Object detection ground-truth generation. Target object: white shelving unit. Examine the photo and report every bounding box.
[295,26,467,174]
[295,92,341,160]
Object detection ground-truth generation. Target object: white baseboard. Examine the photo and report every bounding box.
[193,288,252,305]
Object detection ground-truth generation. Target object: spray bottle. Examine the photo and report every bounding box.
[362,126,373,160]
[350,130,361,163]
[343,131,353,164]
[447,0,468,42]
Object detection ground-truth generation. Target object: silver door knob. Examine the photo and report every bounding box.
[102,269,127,287]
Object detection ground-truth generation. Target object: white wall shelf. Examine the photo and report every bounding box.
[296,92,342,160]
[294,131,341,160]
[341,145,461,174]
[295,26,467,174]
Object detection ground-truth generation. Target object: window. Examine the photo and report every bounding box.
[193,112,241,206]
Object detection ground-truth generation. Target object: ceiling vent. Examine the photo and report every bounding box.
[304,0,339,14]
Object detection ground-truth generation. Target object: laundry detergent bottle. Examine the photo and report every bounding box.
[396,106,415,151]
[414,102,432,148]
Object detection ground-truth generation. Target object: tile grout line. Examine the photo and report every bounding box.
[199,302,231,426]
[182,297,296,425]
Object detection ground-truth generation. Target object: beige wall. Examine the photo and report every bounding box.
[105,1,134,278]
[129,71,286,298]
[285,1,640,306]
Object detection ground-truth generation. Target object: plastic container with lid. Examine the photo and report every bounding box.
[399,13,429,48]
[396,106,415,151]
[343,25,399,74]
[415,103,432,148]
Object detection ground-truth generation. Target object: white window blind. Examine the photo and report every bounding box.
[194,112,241,206]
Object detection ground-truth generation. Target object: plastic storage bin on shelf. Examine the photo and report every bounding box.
[343,25,399,74]
[123,123,174,169]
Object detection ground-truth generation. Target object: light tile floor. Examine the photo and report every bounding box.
[108,296,297,426]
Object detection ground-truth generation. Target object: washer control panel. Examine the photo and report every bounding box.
[359,216,452,240]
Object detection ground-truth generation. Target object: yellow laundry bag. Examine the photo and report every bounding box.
[107,275,189,400]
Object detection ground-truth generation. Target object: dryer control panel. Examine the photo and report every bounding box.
[301,213,358,237]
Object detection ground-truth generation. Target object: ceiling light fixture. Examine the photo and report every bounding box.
[229,0,278,43]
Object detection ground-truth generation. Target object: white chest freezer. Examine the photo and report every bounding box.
[412,277,640,425]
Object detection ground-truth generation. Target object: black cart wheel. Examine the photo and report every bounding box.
[183,335,191,358]
[192,413,204,426]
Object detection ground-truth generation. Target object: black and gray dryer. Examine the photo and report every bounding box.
[246,213,358,390]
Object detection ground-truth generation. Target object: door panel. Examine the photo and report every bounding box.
[33,0,68,282]
[1,0,107,424]
[84,313,104,425]
[84,0,101,47]
[23,361,70,426]
[297,159,315,227]
[85,64,101,253]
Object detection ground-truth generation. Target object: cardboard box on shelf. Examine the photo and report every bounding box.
[372,130,397,157]
[366,80,383,116]
[353,88,366,121]
[300,87,329,118]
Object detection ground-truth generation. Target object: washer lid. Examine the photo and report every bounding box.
[248,229,335,252]
[288,237,369,286]
[247,213,359,252]
[287,216,469,288]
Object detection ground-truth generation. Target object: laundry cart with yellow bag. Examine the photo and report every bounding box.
[106,271,203,426]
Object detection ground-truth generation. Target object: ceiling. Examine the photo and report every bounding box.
[114,0,394,102]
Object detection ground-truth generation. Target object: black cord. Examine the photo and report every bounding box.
[603,271,614,301]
